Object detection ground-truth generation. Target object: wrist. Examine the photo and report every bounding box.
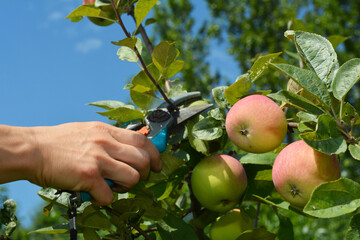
[0,125,39,184]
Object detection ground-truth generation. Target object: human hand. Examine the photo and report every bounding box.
[27,122,162,205]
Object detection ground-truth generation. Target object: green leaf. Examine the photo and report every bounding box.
[97,107,143,123]
[304,178,360,218]
[147,154,185,183]
[208,108,226,121]
[66,5,115,22]
[157,213,198,240]
[285,30,339,86]
[29,223,69,234]
[116,38,143,62]
[300,114,347,155]
[165,60,184,79]
[276,210,294,240]
[187,115,209,154]
[192,117,223,141]
[152,41,179,71]
[271,63,331,108]
[268,90,324,115]
[225,74,252,105]
[111,37,139,49]
[237,228,276,240]
[346,213,360,240]
[239,153,277,165]
[134,0,158,29]
[5,221,16,237]
[212,86,231,109]
[88,100,135,110]
[249,52,282,83]
[332,58,360,100]
[349,144,360,161]
[342,102,360,126]
[77,206,111,230]
[83,228,101,240]
[327,35,348,49]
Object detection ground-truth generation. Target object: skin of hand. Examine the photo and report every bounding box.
[0,122,162,206]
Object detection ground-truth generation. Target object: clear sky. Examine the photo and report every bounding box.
[1,0,238,227]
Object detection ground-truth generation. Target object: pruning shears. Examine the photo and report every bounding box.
[79,91,213,202]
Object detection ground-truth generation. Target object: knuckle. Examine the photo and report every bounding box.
[138,150,151,169]
[126,169,141,188]
[132,132,148,148]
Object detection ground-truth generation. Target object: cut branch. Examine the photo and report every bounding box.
[110,0,178,110]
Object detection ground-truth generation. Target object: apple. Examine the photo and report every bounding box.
[225,95,287,153]
[191,154,247,212]
[209,209,252,240]
[272,140,341,207]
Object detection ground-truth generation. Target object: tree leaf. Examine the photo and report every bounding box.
[152,41,179,71]
[271,63,331,108]
[157,213,198,240]
[249,52,282,83]
[88,100,135,110]
[285,30,339,86]
[276,210,294,240]
[83,227,101,240]
[77,206,111,230]
[65,5,115,22]
[212,86,231,109]
[327,35,348,49]
[349,144,360,161]
[237,228,276,240]
[97,107,143,123]
[239,153,277,165]
[192,117,223,141]
[332,58,360,100]
[342,102,360,126]
[147,154,185,183]
[164,60,184,79]
[268,90,324,115]
[134,0,158,29]
[111,37,139,49]
[225,74,252,105]
[116,38,143,62]
[304,178,360,218]
[300,114,347,155]
[29,223,69,234]
[346,213,360,240]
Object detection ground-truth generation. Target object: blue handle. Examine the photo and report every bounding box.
[80,127,168,202]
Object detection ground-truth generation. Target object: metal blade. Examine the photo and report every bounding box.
[174,104,213,126]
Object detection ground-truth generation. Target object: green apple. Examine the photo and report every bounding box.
[210,209,252,240]
[225,95,287,153]
[191,154,247,212]
[272,140,341,207]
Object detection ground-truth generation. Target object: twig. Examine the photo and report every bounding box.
[110,0,178,111]
[254,202,261,228]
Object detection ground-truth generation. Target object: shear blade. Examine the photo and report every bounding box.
[175,104,213,126]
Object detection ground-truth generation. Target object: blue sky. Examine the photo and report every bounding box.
[1,0,238,227]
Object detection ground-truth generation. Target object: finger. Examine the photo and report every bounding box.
[109,127,162,172]
[107,144,152,180]
[101,158,141,189]
[88,178,114,206]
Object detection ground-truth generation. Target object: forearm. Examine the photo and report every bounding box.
[0,125,36,184]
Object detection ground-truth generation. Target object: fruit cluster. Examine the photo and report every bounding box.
[191,95,341,240]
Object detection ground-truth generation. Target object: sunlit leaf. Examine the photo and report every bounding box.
[285,30,339,86]
[134,0,158,29]
[349,144,360,161]
[271,63,331,108]
[212,86,231,109]
[304,178,360,218]
[239,153,277,165]
[88,100,135,110]
[249,52,282,83]
[225,74,251,105]
[148,154,185,183]
[97,107,143,122]
[66,5,115,22]
[332,58,360,100]
[152,41,179,71]
[268,90,324,115]
[192,117,223,141]
[327,35,348,49]
[29,224,69,234]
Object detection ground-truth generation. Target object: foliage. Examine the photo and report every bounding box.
[4,0,360,239]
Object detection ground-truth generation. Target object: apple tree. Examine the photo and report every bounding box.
[4,0,360,239]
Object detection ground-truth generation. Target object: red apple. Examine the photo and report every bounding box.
[225,95,287,153]
[191,154,247,212]
[272,140,341,207]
